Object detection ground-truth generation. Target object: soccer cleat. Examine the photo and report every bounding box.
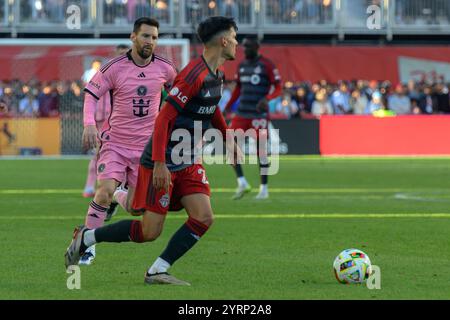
[65,225,87,269]
[82,187,95,198]
[144,272,191,286]
[79,245,96,265]
[255,190,269,200]
[231,184,252,200]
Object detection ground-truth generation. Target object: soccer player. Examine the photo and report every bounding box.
[82,44,130,199]
[224,36,282,200]
[65,16,240,285]
[75,17,177,265]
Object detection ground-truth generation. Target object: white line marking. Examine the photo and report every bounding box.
[0,213,449,220]
[0,188,443,195]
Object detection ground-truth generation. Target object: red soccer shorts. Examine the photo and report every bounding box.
[132,164,211,215]
[229,115,270,151]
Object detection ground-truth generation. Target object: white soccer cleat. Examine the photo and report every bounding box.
[232,184,252,200]
[144,272,191,286]
[255,190,269,200]
[79,245,96,265]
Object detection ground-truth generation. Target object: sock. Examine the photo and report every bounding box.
[84,157,97,191]
[159,217,209,267]
[85,201,108,229]
[94,220,144,243]
[114,189,128,210]
[237,176,248,188]
[259,161,270,185]
[83,229,97,247]
[259,184,268,194]
[234,164,244,178]
[147,257,171,275]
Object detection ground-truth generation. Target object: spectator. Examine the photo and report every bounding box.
[311,89,333,116]
[388,83,411,114]
[134,0,152,21]
[38,83,59,117]
[434,83,450,113]
[293,86,311,116]
[365,91,385,114]
[415,85,435,114]
[275,90,299,119]
[220,0,239,18]
[19,89,40,117]
[331,82,351,114]
[350,88,369,114]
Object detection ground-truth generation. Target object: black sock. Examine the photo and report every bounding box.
[259,162,270,185]
[160,217,209,265]
[234,164,244,178]
[94,220,144,243]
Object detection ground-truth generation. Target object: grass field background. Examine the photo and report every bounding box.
[0,156,449,299]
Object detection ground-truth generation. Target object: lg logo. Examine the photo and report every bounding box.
[170,87,188,104]
[367,5,382,30]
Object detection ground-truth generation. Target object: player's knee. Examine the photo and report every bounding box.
[142,229,161,242]
[94,188,113,206]
[195,211,214,227]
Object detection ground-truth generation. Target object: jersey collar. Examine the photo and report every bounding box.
[127,49,155,68]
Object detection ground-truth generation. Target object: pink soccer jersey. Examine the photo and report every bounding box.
[84,52,177,150]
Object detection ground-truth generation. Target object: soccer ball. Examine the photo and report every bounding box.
[333,248,372,284]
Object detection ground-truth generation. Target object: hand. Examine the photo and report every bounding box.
[256,98,269,113]
[82,125,98,150]
[153,161,172,192]
[0,102,8,114]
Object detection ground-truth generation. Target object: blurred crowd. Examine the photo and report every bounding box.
[2,78,450,120]
[0,79,83,118]
[219,79,450,119]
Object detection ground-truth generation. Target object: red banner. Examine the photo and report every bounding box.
[320,115,450,155]
[3,44,450,83]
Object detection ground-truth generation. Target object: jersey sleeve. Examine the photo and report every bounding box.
[83,67,115,100]
[164,71,202,112]
[263,58,282,101]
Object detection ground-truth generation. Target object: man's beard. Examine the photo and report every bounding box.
[138,47,152,59]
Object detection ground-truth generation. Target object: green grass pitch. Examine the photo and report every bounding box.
[0,156,449,299]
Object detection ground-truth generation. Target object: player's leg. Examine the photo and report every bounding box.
[65,210,166,269]
[79,144,127,264]
[79,177,119,265]
[83,154,97,198]
[146,165,212,285]
[255,124,270,199]
[230,116,251,200]
[106,148,141,220]
[66,164,170,268]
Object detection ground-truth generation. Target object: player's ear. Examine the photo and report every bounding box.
[130,32,137,43]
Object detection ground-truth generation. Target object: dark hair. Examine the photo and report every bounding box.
[133,17,159,33]
[116,44,130,50]
[197,16,238,44]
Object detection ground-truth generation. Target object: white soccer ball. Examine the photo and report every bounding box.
[333,248,372,284]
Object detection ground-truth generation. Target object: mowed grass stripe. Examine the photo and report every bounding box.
[0,188,445,194]
[1,213,450,220]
